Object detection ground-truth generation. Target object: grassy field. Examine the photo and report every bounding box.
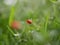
[0,0,60,45]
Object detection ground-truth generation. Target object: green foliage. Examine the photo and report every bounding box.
[0,0,60,45]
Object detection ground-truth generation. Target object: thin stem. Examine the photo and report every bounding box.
[7,25,15,36]
[44,15,49,32]
[44,11,50,32]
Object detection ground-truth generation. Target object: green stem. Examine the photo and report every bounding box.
[44,15,49,32]
[7,25,15,36]
[44,11,50,32]
[43,10,50,38]
[9,6,15,26]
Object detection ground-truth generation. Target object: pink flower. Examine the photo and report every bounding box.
[11,21,22,30]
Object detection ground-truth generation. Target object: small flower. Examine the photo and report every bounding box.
[26,19,32,24]
[14,33,20,37]
[11,21,22,30]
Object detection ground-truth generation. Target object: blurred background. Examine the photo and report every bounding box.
[0,0,60,45]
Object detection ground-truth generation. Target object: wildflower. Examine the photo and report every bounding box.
[26,19,32,24]
[11,21,22,29]
[14,33,20,37]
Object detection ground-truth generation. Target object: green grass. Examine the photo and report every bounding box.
[0,0,60,45]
